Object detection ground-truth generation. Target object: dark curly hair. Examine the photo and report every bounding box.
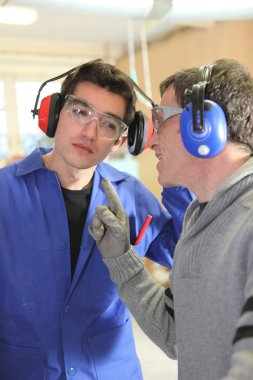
[60,58,137,126]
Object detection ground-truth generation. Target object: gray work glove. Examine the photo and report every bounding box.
[89,179,130,258]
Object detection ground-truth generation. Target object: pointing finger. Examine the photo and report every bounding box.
[102,179,126,221]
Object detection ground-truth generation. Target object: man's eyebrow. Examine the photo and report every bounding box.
[105,112,124,122]
[72,98,89,106]
[72,96,125,122]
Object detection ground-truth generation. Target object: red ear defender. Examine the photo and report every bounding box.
[127,110,154,156]
[128,81,156,156]
[31,66,76,137]
[38,93,63,138]
[143,115,154,151]
[32,67,156,150]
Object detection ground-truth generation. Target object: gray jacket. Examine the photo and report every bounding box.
[103,157,253,380]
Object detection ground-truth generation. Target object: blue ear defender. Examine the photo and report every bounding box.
[180,100,227,157]
[180,64,228,158]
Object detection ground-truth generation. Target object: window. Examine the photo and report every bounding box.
[0,82,8,158]
[16,81,61,155]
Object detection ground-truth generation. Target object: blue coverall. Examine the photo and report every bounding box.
[0,147,193,380]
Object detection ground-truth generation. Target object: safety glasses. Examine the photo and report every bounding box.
[152,106,183,133]
[64,94,128,140]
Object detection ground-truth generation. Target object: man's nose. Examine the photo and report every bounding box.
[81,117,99,139]
[149,129,158,150]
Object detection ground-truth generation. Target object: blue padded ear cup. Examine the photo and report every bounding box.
[180,100,227,158]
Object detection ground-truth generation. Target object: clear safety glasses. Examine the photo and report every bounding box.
[64,94,128,140]
[152,106,183,134]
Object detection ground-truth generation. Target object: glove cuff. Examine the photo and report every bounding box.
[103,247,144,286]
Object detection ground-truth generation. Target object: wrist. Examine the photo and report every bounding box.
[102,247,144,285]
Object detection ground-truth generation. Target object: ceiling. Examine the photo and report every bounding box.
[1,0,174,64]
[1,0,253,74]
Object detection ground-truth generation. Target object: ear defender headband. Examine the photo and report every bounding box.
[180,64,227,158]
[31,67,155,156]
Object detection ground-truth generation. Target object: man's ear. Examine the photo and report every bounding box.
[110,135,127,153]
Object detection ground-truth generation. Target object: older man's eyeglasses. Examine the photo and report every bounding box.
[152,106,183,133]
[64,94,128,140]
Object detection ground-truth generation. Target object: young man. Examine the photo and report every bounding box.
[90,58,253,380]
[0,59,192,380]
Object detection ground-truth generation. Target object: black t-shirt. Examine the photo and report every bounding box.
[61,185,92,277]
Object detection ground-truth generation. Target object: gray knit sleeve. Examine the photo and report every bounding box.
[103,247,177,359]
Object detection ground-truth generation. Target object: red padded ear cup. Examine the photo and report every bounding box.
[127,110,154,156]
[38,93,62,137]
[142,116,154,151]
